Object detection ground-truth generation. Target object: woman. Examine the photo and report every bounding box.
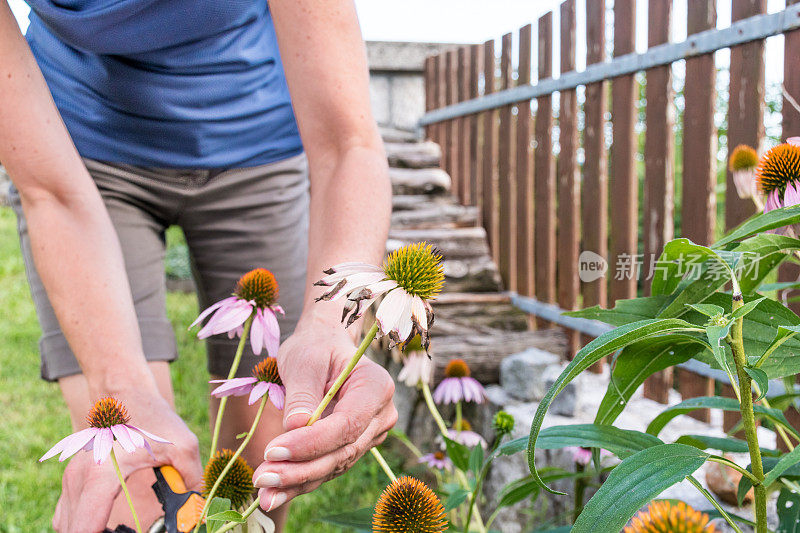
[0,0,397,531]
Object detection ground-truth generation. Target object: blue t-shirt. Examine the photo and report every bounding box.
[25,0,304,168]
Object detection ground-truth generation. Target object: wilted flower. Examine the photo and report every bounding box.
[209,357,285,409]
[372,476,448,533]
[191,269,283,357]
[419,450,452,471]
[398,351,434,387]
[624,501,715,533]
[444,420,487,449]
[728,144,758,199]
[756,141,800,224]
[203,449,255,509]
[314,242,444,350]
[492,411,515,437]
[433,359,486,405]
[40,397,170,465]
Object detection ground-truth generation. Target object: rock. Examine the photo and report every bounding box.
[500,349,561,401]
[391,203,478,229]
[544,364,577,417]
[388,226,490,260]
[385,141,442,168]
[389,167,451,195]
[706,456,754,506]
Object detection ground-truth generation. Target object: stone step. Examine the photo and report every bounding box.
[392,194,460,211]
[387,226,489,260]
[432,292,529,332]
[385,140,442,169]
[391,203,478,229]
[390,167,451,196]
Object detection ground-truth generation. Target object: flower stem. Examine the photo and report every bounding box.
[455,401,463,432]
[200,396,267,529]
[370,447,397,481]
[110,448,142,533]
[216,499,261,533]
[687,475,744,533]
[421,381,449,437]
[210,314,254,459]
[729,294,767,533]
[463,439,500,533]
[307,321,379,426]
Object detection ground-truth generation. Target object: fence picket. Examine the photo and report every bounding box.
[480,39,499,261]
[516,24,534,298]
[498,33,516,290]
[469,44,481,206]
[458,46,470,204]
[444,50,456,182]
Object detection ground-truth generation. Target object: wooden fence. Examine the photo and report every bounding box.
[421,0,800,432]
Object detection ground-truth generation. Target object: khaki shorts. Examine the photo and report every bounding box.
[10,154,309,381]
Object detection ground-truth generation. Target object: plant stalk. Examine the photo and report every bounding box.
[110,448,143,533]
[369,447,397,481]
[421,381,450,436]
[210,314,254,458]
[307,322,379,426]
[216,499,261,533]
[729,294,767,533]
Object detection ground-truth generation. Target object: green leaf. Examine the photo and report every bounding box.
[686,304,725,317]
[704,508,758,528]
[468,444,484,475]
[205,497,232,533]
[536,424,663,459]
[494,476,540,509]
[777,488,800,533]
[760,280,800,292]
[594,335,707,426]
[754,325,800,370]
[646,396,794,437]
[732,234,800,294]
[235,432,248,439]
[651,239,738,296]
[705,320,734,378]
[564,295,668,325]
[714,204,800,247]
[318,507,374,531]
[731,297,767,319]
[444,436,470,471]
[527,318,701,494]
[443,488,470,511]
[571,444,709,533]
[675,434,780,457]
[765,446,800,488]
[745,366,770,401]
[206,510,245,523]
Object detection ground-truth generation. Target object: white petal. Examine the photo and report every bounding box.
[375,288,411,336]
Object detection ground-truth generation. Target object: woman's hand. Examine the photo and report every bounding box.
[252,315,398,511]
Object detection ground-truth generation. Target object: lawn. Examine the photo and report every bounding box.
[0,207,391,532]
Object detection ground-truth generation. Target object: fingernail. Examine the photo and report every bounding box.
[264,446,291,461]
[255,472,281,488]
[286,408,313,421]
[266,491,287,512]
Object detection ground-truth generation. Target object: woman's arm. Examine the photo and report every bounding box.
[0,4,202,530]
[253,0,396,508]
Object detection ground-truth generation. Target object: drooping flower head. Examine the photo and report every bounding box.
[419,450,452,471]
[40,397,171,465]
[492,411,515,437]
[570,446,593,466]
[756,141,800,215]
[624,501,715,533]
[203,449,255,509]
[209,356,286,409]
[190,268,283,357]
[314,242,444,350]
[445,419,487,449]
[372,476,448,533]
[432,359,486,405]
[395,335,434,387]
[728,144,759,200]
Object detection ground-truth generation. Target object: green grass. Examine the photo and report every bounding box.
[0,207,391,532]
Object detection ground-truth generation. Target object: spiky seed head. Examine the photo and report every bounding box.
[383,243,444,300]
[452,419,472,432]
[492,411,515,436]
[235,268,279,309]
[86,397,130,429]
[624,501,715,533]
[372,476,448,533]
[756,143,800,196]
[251,357,282,386]
[729,144,758,171]
[444,359,470,378]
[202,450,255,509]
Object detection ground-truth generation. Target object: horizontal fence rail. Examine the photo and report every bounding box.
[420,3,800,126]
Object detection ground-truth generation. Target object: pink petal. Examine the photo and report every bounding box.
[40,428,97,462]
[272,305,285,316]
[210,377,258,397]
[190,297,236,329]
[461,377,486,404]
[111,425,136,454]
[93,428,114,464]
[786,183,800,208]
[433,378,459,404]
[260,308,281,358]
[248,381,270,405]
[250,310,265,355]
[59,428,100,461]
[788,137,800,146]
[127,425,172,444]
[198,301,252,339]
[267,383,286,410]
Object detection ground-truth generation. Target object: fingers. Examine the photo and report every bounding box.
[164,433,203,491]
[279,352,327,431]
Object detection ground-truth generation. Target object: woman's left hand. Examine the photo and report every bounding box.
[252,315,398,511]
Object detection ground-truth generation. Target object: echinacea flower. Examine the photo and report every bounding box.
[625,501,715,533]
[314,242,444,350]
[492,411,515,437]
[191,268,283,357]
[756,141,800,233]
[40,397,170,465]
[729,144,759,199]
[432,359,486,405]
[203,449,255,509]
[570,446,593,466]
[372,476,448,533]
[419,450,452,471]
[445,424,487,449]
[210,357,285,409]
[398,351,434,387]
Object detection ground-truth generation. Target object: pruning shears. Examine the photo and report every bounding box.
[151,466,205,533]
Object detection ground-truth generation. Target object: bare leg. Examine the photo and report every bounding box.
[59,361,175,530]
[209,377,289,531]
